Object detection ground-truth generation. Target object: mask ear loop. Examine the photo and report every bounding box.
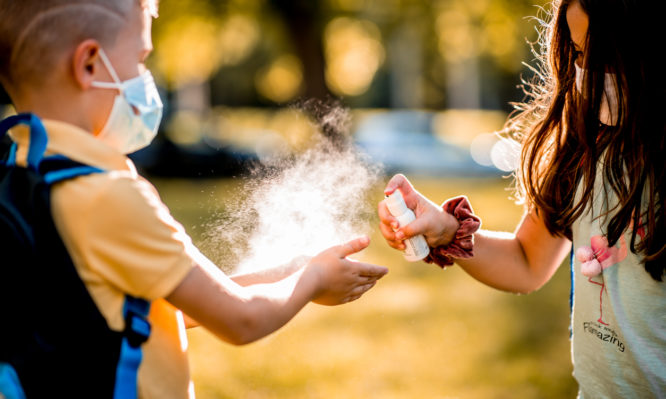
[90,48,127,137]
[90,48,123,91]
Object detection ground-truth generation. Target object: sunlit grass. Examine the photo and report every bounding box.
[153,176,577,399]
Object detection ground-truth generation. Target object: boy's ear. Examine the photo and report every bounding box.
[72,39,101,90]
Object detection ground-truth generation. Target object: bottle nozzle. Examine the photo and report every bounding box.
[385,190,409,216]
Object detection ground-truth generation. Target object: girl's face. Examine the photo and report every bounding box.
[566,0,589,66]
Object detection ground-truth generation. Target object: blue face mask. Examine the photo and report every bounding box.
[91,48,163,154]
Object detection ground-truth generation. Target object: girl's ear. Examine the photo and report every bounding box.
[72,39,101,90]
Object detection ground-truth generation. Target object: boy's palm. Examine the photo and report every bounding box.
[308,237,388,306]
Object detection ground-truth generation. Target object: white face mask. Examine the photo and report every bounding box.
[574,63,619,126]
[91,48,163,154]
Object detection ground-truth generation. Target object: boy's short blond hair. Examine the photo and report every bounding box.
[0,0,157,94]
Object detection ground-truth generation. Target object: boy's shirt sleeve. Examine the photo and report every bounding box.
[51,171,196,301]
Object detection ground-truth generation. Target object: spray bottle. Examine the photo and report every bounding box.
[385,190,430,261]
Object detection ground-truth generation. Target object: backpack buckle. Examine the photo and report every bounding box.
[124,309,151,348]
[122,296,151,348]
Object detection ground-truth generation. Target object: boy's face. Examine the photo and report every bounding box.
[91,3,154,135]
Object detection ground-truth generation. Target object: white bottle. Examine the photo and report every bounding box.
[385,190,430,261]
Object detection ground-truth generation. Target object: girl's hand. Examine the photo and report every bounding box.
[378,174,459,250]
[306,236,388,305]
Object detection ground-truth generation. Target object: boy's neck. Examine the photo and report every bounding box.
[13,87,96,135]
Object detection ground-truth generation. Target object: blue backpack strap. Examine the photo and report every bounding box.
[0,113,48,170]
[4,142,17,166]
[39,155,104,185]
[43,164,104,185]
[0,363,27,399]
[113,295,151,399]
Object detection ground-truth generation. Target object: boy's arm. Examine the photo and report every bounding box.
[182,256,310,329]
[229,256,310,286]
[167,237,387,344]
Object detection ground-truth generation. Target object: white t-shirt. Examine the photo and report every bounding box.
[571,164,666,397]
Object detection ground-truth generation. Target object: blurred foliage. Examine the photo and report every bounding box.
[0,0,550,110]
[150,0,549,110]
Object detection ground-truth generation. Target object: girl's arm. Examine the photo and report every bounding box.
[166,237,388,345]
[379,174,570,294]
[455,210,571,293]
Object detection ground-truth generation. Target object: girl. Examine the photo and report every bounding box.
[378,0,665,396]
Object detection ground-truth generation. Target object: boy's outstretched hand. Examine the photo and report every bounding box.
[307,236,388,306]
[378,174,459,251]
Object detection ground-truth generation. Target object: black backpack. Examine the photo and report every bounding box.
[0,113,151,399]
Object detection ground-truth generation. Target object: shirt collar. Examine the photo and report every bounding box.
[9,119,135,173]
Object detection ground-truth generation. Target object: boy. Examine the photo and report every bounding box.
[0,1,388,398]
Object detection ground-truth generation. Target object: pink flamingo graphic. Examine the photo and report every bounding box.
[575,234,628,325]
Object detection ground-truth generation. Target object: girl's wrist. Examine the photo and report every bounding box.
[425,196,481,268]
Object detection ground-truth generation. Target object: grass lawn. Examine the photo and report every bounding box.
[153,175,578,399]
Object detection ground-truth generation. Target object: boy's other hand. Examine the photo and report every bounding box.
[378,174,458,250]
[308,236,388,306]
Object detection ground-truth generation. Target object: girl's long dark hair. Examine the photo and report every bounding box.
[510,0,665,281]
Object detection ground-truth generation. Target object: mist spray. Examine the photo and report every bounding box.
[385,190,430,261]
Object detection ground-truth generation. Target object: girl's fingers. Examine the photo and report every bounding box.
[378,219,398,240]
[379,202,406,249]
[378,227,407,250]
[383,175,421,219]
[378,201,399,229]
[398,216,430,240]
[384,174,413,196]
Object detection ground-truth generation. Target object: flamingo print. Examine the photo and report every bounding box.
[575,234,628,325]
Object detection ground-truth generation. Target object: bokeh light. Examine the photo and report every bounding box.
[324,17,385,96]
[153,13,259,87]
[437,8,479,62]
[490,137,521,172]
[435,0,529,73]
[216,14,261,67]
[255,55,304,103]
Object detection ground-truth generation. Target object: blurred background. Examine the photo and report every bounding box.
[1,0,578,397]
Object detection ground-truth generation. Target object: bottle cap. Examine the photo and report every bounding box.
[385,190,409,216]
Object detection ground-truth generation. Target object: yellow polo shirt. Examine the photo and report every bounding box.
[10,119,195,399]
